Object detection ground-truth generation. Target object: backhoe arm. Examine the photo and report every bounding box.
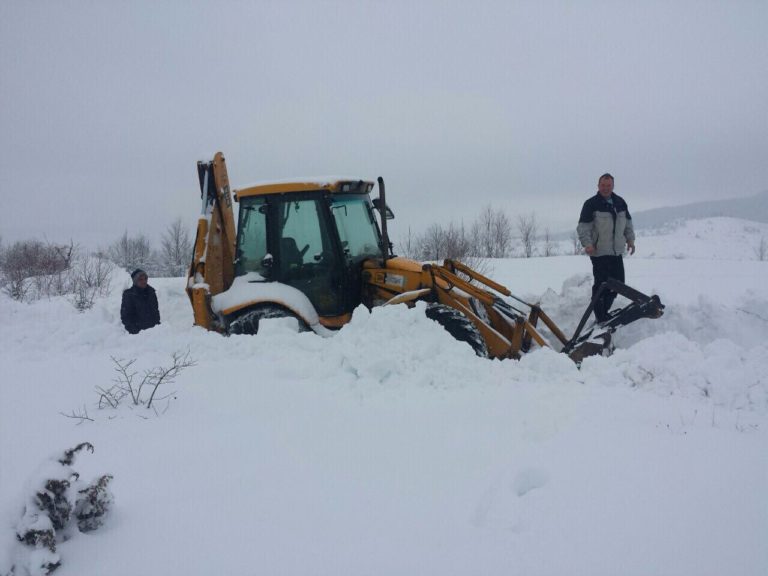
[186,152,237,330]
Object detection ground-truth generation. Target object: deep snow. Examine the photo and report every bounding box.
[1,218,767,576]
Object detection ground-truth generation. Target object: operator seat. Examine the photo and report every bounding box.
[280,237,304,273]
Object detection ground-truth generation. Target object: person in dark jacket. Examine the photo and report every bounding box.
[121,269,160,334]
[576,173,636,323]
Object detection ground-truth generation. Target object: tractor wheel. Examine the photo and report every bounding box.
[226,305,307,335]
[425,303,489,358]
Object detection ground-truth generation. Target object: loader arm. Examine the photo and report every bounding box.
[186,152,237,330]
[419,259,663,362]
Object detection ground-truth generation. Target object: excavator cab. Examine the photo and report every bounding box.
[233,188,382,317]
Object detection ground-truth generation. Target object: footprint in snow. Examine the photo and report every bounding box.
[513,467,549,497]
[471,467,550,532]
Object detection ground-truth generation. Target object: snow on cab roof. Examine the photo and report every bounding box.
[235,176,375,198]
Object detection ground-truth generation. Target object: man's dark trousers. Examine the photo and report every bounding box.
[590,255,624,322]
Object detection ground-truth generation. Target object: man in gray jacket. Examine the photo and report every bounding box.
[577,173,636,323]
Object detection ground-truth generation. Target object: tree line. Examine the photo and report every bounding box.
[106,218,192,278]
[397,205,583,262]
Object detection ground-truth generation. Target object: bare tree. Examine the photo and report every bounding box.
[160,218,192,277]
[108,231,153,273]
[397,227,418,259]
[415,222,474,262]
[441,221,473,261]
[410,221,491,277]
[517,212,538,258]
[470,205,512,258]
[417,223,447,261]
[756,236,767,261]
[570,230,583,255]
[542,227,558,257]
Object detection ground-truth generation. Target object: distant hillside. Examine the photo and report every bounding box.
[635,217,768,260]
[632,190,768,230]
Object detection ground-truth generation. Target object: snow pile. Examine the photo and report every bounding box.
[9,443,113,576]
[1,220,768,575]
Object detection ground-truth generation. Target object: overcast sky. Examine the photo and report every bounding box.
[1,0,767,247]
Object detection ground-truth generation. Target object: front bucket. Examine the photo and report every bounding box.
[567,331,613,364]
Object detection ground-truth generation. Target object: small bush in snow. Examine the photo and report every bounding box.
[10,443,113,576]
[67,253,114,311]
[95,351,196,414]
[74,474,115,533]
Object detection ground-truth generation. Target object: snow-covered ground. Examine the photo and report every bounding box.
[636,217,768,260]
[1,218,767,576]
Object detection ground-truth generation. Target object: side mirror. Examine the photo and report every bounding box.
[372,197,395,220]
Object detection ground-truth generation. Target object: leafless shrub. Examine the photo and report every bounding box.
[59,406,95,425]
[517,212,538,258]
[68,253,114,311]
[1,239,74,301]
[160,217,192,277]
[101,351,196,412]
[0,239,114,309]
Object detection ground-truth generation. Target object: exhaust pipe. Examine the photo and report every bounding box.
[377,176,389,264]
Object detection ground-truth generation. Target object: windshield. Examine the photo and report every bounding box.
[330,195,382,260]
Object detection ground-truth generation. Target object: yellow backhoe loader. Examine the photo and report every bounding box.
[187,152,664,362]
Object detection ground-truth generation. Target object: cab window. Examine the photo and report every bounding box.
[235,197,268,276]
[331,196,382,260]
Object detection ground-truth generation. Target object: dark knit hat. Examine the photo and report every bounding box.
[131,269,147,280]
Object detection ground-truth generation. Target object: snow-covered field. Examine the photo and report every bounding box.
[1,218,767,576]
